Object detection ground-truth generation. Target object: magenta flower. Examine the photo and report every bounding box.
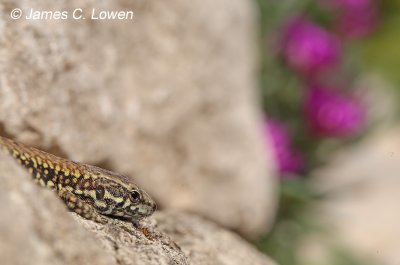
[322,0,378,38]
[337,2,377,38]
[265,119,304,176]
[304,85,365,137]
[280,16,341,76]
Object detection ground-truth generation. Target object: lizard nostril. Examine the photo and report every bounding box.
[152,203,157,212]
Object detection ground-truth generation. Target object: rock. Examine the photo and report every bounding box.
[0,151,188,265]
[0,150,276,264]
[0,151,114,265]
[155,211,277,265]
[309,126,400,265]
[0,0,277,237]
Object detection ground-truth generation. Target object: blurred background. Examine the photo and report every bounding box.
[255,0,400,265]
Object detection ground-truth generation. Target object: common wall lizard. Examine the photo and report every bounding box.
[0,136,156,224]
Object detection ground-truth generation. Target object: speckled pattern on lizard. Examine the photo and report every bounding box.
[0,136,156,224]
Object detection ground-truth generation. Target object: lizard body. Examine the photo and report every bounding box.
[0,136,156,223]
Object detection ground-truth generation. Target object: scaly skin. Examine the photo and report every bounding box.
[0,136,156,224]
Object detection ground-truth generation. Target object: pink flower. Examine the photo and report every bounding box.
[304,85,365,137]
[265,119,304,176]
[280,16,341,76]
[322,0,378,38]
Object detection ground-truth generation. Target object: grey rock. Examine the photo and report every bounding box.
[0,0,277,237]
[0,152,117,265]
[0,150,188,265]
[0,151,276,264]
[155,211,278,265]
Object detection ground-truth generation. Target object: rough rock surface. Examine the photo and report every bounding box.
[155,211,277,265]
[0,151,276,265]
[0,0,276,237]
[0,151,188,265]
[309,126,400,265]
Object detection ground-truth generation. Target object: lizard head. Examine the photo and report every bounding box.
[85,165,156,221]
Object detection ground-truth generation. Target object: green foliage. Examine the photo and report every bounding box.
[362,0,400,105]
[255,179,317,265]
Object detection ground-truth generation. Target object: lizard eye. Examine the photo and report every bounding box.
[95,186,105,199]
[130,190,141,203]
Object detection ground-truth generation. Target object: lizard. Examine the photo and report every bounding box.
[0,135,156,224]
